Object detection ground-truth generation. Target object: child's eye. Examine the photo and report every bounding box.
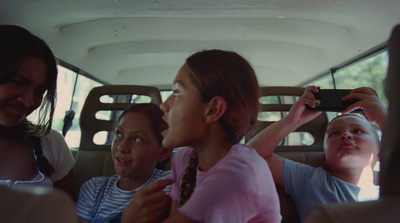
[328,131,340,137]
[114,130,122,138]
[173,89,180,97]
[352,129,364,134]
[132,136,143,143]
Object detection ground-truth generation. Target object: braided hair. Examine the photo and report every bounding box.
[177,50,260,206]
[178,152,198,207]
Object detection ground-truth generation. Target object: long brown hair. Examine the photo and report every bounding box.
[0,25,58,176]
[179,49,260,206]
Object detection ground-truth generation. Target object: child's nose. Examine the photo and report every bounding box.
[341,132,353,140]
[117,139,131,153]
[160,95,171,112]
[160,102,166,112]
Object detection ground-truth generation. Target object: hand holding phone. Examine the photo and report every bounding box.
[305,89,361,112]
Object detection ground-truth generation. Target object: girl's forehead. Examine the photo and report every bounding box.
[118,113,153,133]
[173,65,190,85]
[327,115,370,130]
[121,112,148,123]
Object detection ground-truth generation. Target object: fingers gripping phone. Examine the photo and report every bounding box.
[305,89,361,112]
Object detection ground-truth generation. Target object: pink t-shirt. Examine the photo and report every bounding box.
[169,145,281,223]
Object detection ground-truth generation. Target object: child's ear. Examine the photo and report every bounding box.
[204,96,226,124]
[323,154,327,166]
[158,147,173,162]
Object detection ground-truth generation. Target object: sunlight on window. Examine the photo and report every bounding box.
[49,65,103,148]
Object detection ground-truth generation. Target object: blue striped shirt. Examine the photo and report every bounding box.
[76,169,171,219]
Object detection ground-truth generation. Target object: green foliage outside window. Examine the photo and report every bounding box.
[305,51,388,107]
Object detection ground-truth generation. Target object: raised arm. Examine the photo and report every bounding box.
[247,86,322,186]
[342,87,387,132]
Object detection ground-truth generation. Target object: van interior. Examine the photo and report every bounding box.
[1,1,400,223]
[1,1,399,88]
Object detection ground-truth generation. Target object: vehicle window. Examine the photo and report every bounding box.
[51,66,77,133]
[62,74,103,148]
[28,65,103,148]
[27,65,76,131]
[305,50,388,107]
[293,50,388,147]
[253,50,388,148]
[160,90,173,103]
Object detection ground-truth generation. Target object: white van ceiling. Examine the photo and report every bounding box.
[1,1,399,88]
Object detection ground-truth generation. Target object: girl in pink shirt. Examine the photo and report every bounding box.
[159,50,281,223]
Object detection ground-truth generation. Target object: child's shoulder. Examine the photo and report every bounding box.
[172,147,193,161]
[83,175,118,189]
[228,144,265,161]
[154,168,171,180]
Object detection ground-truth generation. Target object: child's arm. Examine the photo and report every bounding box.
[161,201,197,223]
[161,201,199,223]
[121,179,173,223]
[247,86,322,186]
[342,87,387,132]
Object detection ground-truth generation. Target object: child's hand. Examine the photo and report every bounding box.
[121,179,174,223]
[286,86,323,126]
[342,87,387,130]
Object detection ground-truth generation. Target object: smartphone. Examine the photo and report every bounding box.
[305,89,361,112]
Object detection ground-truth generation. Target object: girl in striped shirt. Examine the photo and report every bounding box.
[76,103,173,223]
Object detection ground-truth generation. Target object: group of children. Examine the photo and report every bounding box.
[1,24,396,223]
[80,51,386,223]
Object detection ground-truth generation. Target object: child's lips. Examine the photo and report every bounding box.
[7,103,28,116]
[338,142,357,151]
[161,129,168,138]
[116,157,132,166]
[340,141,355,146]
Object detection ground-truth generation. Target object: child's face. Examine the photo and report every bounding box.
[0,56,48,127]
[160,64,208,149]
[324,115,379,171]
[111,112,164,178]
